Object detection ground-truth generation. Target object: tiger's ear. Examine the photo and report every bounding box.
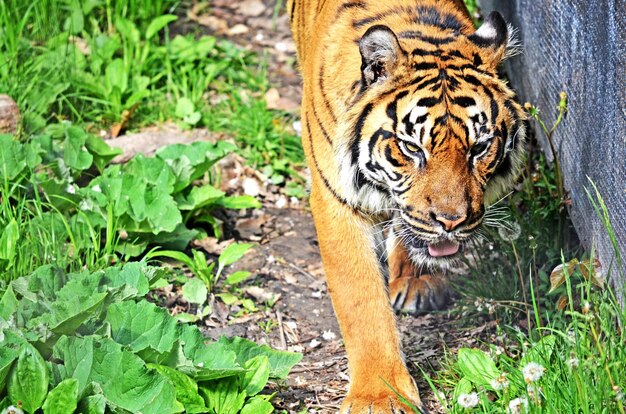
[468,11,511,69]
[359,25,403,87]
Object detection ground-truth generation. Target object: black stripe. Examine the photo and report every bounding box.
[290,0,296,23]
[412,61,438,71]
[452,96,476,108]
[352,6,411,29]
[398,31,455,45]
[385,145,402,167]
[312,105,333,145]
[318,64,338,123]
[351,103,374,165]
[386,90,409,130]
[416,96,441,107]
[415,5,464,31]
[463,74,482,86]
[304,114,354,208]
[339,0,366,12]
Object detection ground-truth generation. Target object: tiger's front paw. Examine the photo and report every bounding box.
[389,274,449,314]
[340,391,425,414]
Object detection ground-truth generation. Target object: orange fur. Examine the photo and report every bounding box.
[288,1,526,412]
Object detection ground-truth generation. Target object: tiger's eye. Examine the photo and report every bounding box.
[404,142,421,154]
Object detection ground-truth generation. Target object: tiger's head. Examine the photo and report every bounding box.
[341,12,526,265]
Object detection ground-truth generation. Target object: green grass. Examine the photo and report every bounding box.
[0,0,303,182]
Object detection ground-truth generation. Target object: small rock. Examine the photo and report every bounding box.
[227,24,249,36]
[275,195,288,209]
[309,339,321,348]
[242,177,262,197]
[322,330,336,341]
[238,0,266,17]
[0,94,20,134]
[264,88,281,108]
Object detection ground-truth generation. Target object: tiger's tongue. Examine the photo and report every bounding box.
[428,240,460,257]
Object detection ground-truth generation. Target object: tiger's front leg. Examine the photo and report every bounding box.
[309,185,424,414]
[387,231,450,314]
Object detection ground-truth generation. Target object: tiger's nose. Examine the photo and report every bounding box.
[433,214,467,232]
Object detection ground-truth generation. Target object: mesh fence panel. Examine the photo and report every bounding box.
[479,0,626,301]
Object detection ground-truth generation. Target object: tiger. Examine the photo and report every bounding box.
[287,0,526,412]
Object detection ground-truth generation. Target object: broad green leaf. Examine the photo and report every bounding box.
[146,14,177,39]
[218,244,253,270]
[0,135,27,180]
[216,195,261,210]
[156,141,236,183]
[51,335,95,395]
[182,278,208,305]
[178,326,244,381]
[63,125,94,171]
[85,134,122,172]
[175,97,195,118]
[144,189,182,233]
[200,377,246,414]
[0,219,19,261]
[107,300,179,354]
[218,337,302,379]
[456,348,500,388]
[105,58,128,93]
[0,347,19,391]
[149,364,208,413]
[224,271,252,286]
[103,262,151,298]
[177,185,224,210]
[176,185,224,210]
[42,378,79,414]
[64,0,84,33]
[115,18,140,44]
[27,265,67,299]
[125,155,176,191]
[77,394,106,414]
[240,396,274,414]
[241,356,270,397]
[0,284,18,320]
[453,377,473,403]
[53,336,180,414]
[27,271,108,335]
[7,344,49,413]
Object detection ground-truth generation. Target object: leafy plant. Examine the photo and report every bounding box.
[0,262,302,413]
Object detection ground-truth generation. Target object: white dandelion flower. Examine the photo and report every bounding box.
[491,372,510,390]
[522,362,545,383]
[457,392,479,409]
[2,407,24,414]
[498,221,521,242]
[508,397,528,414]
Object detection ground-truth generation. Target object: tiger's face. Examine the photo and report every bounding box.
[346,12,526,265]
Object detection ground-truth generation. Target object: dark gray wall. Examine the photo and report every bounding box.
[479,0,626,301]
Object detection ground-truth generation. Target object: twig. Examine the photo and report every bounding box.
[276,310,288,350]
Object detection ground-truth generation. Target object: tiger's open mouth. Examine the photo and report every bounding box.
[427,240,460,257]
[406,235,462,260]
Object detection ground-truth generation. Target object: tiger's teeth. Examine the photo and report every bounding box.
[428,240,460,257]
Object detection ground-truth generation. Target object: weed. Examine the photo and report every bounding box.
[0,262,301,413]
